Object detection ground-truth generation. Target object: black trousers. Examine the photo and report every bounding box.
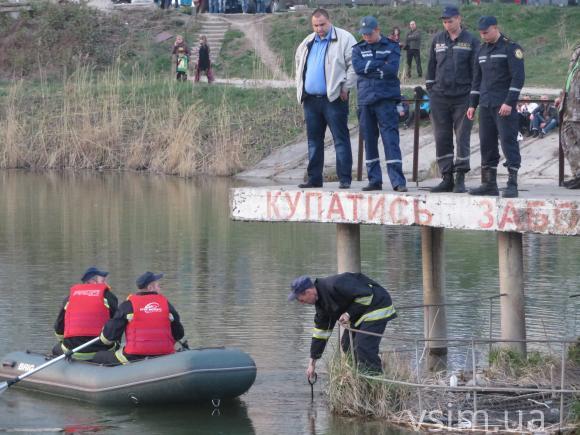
[341,319,388,373]
[479,105,521,170]
[406,49,422,77]
[430,93,473,174]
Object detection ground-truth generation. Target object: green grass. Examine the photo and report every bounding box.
[270,4,580,87]
[214,29,272,79]
[0,1,200,80]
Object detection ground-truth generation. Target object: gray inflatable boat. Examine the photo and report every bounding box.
[0,347,256,406]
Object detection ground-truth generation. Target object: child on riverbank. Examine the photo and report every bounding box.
[172,35,190,57]
[195,35,214,84]
[175,47,189,81]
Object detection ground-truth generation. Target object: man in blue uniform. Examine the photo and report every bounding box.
[467,16,525,198]
[427,6,480,193]
[288,273,397,378]
[352,16,407,192]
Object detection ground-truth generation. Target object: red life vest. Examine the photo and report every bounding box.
[64,283,110,338]
[124,293,175,356]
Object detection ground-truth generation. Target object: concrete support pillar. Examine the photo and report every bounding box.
[498,231,526,355]
[336,224,361,273]
[421,227,448,356]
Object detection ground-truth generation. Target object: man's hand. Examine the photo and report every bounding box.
[498,104,512,117]
[466,107,476,121]
[339,89,349,102]
[306,358,317,380]
[338,312,350,325]
[540,122,546,129]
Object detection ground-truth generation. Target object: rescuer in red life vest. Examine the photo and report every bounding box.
[93,271,185,366]
[53,266,119,361]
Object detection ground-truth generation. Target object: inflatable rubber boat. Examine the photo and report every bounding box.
[0,347,256,406]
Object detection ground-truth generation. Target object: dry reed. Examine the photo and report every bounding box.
[0,63,283,177]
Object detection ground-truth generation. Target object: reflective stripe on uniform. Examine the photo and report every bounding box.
[452,46,472,51]
[364,61,371,74]
[354,295,373,306]
[509,87,521,92]
[376,50,391,55]
[386,159,402,164]
[490,54,507,58]
[312,328,332,340]
[470,91,480,95]
[354,305,396,327]
[104,298,110,309]
[55,332,64,341]
[61,343,96,361]
[366,157,380,164]
[100,332,114,346]
[115,349,129,364]
[437,153,454,161]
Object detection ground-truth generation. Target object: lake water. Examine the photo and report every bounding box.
[0,171,579,434]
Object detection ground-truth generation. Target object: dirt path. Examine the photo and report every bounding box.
[222,15,290,81]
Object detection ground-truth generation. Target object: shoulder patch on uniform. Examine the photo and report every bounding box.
[514,48,524,60]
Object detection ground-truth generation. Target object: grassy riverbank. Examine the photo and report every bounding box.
[0,2,303,175]
[269,4,580,87]
[0,67,302,174]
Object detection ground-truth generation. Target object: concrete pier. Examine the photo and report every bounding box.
[336,224,361,273]
[231,183,580,356]
[498,231,527,354]
[421,227,448,356]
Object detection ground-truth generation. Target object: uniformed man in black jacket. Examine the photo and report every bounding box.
[467,16,525,198]
[427,6,479,193]
[288,273,397,378]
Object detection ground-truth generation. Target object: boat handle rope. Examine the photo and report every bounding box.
[212,398,221,408]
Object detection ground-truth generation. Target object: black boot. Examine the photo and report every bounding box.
[469,167,499,196]
[430,173,454,193]
[564,177,580,189]
[453,172,466,193]
[502,169,518,198]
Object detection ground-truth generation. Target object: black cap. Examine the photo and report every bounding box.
[441,5,460,18]
[478,16,498,30]
[136,271,164,289]
[81,267,108,283]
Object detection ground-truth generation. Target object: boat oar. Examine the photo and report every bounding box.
[0,336,100,395]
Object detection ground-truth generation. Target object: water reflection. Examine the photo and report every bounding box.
[0,389,255,435]
[1,170,580,434]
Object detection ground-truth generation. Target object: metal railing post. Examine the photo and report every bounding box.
[412,98,420,185]
[357,129,364,182]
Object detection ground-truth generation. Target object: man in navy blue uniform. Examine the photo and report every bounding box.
[467,16,525,198]
[288,274,397,378]
[427,6,479,193]
[352,16,407,192]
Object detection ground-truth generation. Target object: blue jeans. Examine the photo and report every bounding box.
[209,0,218,12]
[303,95,353,186]
[479,105,521,170]
[241,0,248,12]
[360,100,406,189]
[532,113,558,134]
[256,0,265,12]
